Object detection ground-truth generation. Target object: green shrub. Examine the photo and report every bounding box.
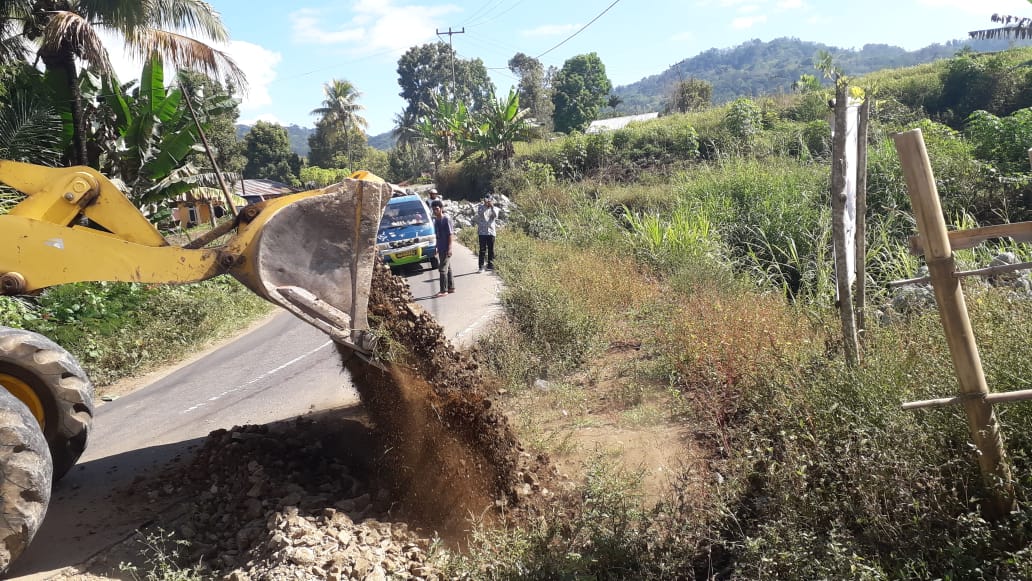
[866,119,982,220]
[497,242,604,373]
[965,108,1032,174]
[708,291,1032,579]
[611,116,700,167]
[785,91,832,123]
[801,119,832,159]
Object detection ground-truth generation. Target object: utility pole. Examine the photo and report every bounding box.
[436,27,465,97]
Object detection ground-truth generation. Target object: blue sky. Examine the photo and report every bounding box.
[111,0,1032,136]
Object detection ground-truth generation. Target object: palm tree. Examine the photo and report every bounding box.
[311,79,367,170]
[0,0,31,66]
[5,0,245,166]
[970,5,1032,41]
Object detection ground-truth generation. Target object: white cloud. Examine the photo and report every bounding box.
[732,15,768,29]
[290,9,365,45]
[225,41,281,112]
[777,0,803,8]
[288,2,460,57]
[99,33,281,117]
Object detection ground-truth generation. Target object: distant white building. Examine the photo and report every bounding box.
[586,112,660,134]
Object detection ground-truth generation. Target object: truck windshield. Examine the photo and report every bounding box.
[380,200,429,229]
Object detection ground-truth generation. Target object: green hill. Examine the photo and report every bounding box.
[612,37,1031,114]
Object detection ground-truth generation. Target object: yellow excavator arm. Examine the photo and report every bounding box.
[0,160,392,352]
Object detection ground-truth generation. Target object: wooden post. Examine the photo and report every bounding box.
[854,97,870,335]
[893,129,1015,519]
[830,82,860,367]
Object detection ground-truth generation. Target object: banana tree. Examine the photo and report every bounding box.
[460,87,531,167]
[94,51,235,209]
[415,92,472,165]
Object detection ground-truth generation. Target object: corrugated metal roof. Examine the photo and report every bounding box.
[233,179,297,201]
[586,112,660,134]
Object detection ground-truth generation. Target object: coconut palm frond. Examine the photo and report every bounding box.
[129,28,245,91]
[970,13,1032,40]
[41,11,112,73]
[0,92,63,164]
[146,0,231,42]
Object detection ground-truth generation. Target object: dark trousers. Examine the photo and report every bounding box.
[438,253,454,292]
[478,234,496,269]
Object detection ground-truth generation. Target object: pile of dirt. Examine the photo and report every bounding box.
[342,263,560,532]
[125,263,565,579]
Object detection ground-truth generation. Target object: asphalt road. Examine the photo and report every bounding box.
[10,242,500,580]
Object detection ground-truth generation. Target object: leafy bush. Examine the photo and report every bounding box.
[610,116,700,167]
[721,98,764,154]
[712,292,1032,579]
[965,108,1032,174]
[866,119,982,220]
[800,119,832,159]
[785,91,832,123]
[498,249,603,374]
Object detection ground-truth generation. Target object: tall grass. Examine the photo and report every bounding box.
[483,140,1032,578]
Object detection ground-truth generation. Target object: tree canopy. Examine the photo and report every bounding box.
[396,43,492,123]
[551,53,612,134]
[243,121,301,185]
[508,52,553,134]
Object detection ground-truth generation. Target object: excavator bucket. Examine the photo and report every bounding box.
[226,176,392,353]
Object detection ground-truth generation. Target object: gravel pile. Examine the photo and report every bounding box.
[134,262,566,580]
[161,419,447,580]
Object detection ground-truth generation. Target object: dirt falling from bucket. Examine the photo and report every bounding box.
[338,263,529,535]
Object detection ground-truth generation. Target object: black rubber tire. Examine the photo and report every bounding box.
[0,387,52,574]
[428,256,440,270]
[0,327,94,481]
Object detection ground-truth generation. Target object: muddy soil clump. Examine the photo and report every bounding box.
[343,263,557,533]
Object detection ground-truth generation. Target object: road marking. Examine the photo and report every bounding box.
[181,340,332,414]
[454,304,502,345]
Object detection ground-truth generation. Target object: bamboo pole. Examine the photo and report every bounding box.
[904,388,1032,410]
[830,83,860,367]
[893,129,1014,519]
[888,260,1032,287]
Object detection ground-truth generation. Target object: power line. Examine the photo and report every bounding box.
[535,0,623,59]
[465,0,531,28]
[461,0,507,27]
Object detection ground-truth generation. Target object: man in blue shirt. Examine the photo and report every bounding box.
[430,200,455,297]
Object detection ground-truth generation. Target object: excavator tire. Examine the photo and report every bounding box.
[0,387,52,574]
[0,327,94,481]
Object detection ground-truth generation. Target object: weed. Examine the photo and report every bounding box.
[118,528,206,581]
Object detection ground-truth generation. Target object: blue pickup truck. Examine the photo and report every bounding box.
[376,193,438,272]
